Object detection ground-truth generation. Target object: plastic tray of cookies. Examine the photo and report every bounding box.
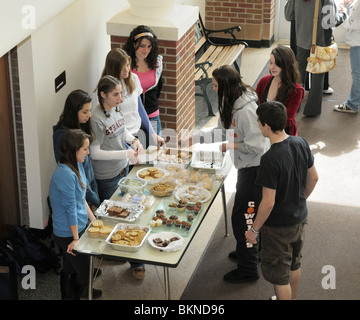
[190,150,226,170]
[95,200,145,223]
[105,223,151,252]
[117,177,147,195]
[154,148,192,168]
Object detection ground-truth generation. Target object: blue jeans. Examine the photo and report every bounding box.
[347,46,360,112]
[149,115,162,136]
[96,167,129,203]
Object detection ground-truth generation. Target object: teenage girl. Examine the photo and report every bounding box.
[124,25,163,136]
[212,65,270,283]
[50,129,102,299]
[90,75,146,280]
[256,45,304,136]
[90,75,143,202]
[101,48,165,148]
[53,89,100,207]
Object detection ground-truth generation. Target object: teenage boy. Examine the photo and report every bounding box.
[245,101,319,300]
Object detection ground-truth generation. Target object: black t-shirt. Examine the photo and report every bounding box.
[255,135,314,227]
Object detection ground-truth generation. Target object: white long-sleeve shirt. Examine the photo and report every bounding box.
[343,0,360,47]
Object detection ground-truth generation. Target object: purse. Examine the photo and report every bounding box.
[306,0,338,74]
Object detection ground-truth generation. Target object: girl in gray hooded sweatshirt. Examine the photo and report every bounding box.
[212,65,270,283]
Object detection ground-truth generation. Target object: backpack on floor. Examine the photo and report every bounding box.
[4,225,61,274]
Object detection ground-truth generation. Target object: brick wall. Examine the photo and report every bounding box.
[205,0,276,47]
[111,26,196,146]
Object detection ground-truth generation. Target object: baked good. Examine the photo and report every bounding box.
[156,219,163,227]
[99,226,113,239]
[91,219,104,229]
[111,227,147,246]
[107,206,124,216]
[168,202,178,210]
[88,227,99,238]
[177,204,185,212]
[107,206,130,218]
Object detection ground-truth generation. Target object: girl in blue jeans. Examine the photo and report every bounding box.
[90,75,146,279]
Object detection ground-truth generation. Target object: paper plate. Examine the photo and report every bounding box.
[148,232,184,252]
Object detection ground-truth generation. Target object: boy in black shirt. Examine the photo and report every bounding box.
[245,101,319,300]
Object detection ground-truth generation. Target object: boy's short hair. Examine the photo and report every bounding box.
[256,101,287,132]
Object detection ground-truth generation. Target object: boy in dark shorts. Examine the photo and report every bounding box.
[245,101,319,300]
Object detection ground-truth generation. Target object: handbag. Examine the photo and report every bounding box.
[306,0,338,74]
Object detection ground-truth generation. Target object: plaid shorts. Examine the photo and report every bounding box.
[260,220,307,285]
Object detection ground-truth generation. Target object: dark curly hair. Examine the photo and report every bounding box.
[124,25,159,70]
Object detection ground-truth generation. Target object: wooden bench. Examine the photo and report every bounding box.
[195,15,248,116]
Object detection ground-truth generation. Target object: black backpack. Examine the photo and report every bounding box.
[4,225,61,274]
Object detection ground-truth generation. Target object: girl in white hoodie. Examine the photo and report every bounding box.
[212,65,270,283]
[334,0,360,113]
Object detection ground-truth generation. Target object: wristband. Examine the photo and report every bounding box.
[73,238,79,240]
[251,226,260,234]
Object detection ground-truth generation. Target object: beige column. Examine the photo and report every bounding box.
[107,3,199,146]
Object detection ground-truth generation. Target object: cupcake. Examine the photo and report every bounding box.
[156,219,163,227]
[88,227,99,238]
[168,202,178,211]
[187,214,194,221]
[185,204,195,213]
[194,207,200,215]
[174,220,181,228]
[177,204,185,212]
[166,219,173,227]
[156,209,165,216]
[99,226,113,239]
[150,220,156,228]
[92,219,104,229]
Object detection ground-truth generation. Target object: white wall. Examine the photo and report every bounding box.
[17,0,128,228]
[0,0,76,58]
[16,0,204,229]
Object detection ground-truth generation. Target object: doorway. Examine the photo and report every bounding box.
[0,53,21,240]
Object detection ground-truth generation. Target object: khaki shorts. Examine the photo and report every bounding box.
[260,220,307,286]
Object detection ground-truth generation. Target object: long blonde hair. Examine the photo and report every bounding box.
[101,48,135,95]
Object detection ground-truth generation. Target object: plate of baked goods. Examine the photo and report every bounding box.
[155,148,192,168]
[136,167,166,184]
[148,232,184,252]
[106,223,151,252]
[174,185,211,204]
[148,180,178,197]
[95,200,145,223]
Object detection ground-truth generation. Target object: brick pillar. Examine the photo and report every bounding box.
[205,0,276,47]
[108,5,198,147]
